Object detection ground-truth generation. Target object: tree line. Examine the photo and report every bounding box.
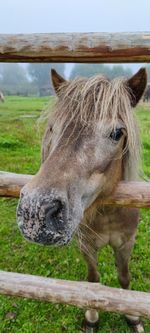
[0,63,150,97]
[0,63,65,96]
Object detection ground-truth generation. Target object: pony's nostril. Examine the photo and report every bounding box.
[45,200,63,222]
[20,191,24,199]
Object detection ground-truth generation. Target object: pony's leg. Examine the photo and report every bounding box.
[83,250,100,283]
[114,242,144,333]
[81,247,100,332]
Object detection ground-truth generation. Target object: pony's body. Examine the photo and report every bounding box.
[0,91,4,102]
[143,84,150,102]
[80,205,138,287]
[17,68,147,332]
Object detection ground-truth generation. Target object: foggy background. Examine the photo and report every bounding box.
[0,0,149,96]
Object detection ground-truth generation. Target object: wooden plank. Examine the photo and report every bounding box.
[0,271,149,317]
[0,171,150,208]
[0,32,150,63]
[0,172,32,198]
[101,181,150,208]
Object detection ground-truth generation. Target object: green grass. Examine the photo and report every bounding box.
[0,97,149,333]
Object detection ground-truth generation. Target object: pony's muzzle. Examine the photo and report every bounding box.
[17,188,71,245]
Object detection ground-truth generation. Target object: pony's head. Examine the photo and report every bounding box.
[17,68,147,245]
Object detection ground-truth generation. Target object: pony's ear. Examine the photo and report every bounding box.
[51,69,66,94]
[127,68,147,107]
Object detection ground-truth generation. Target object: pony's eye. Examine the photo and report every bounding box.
[109,128,123,141]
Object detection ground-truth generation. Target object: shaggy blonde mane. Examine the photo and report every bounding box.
[42,75,141,181]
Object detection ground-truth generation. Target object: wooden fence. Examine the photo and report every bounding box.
[0,171,150,208]
[0,32,150,63]
[0,32,150,320]
[0,271,150,318]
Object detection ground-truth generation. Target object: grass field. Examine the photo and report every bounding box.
[0,96,149,333]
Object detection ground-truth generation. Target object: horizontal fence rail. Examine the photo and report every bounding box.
[0,32,150,63]
[0,171,150,208]
[0,271,150,318]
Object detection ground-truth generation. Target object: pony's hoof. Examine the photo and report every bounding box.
[126,318,144,333]
[82,309,99,332]
[82,318,99,333]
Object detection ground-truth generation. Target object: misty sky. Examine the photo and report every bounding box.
[1,0,150,33]
[0,0,149,76]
